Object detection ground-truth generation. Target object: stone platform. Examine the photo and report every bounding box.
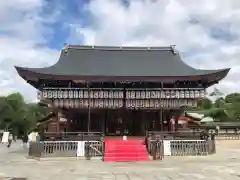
[0,140,239,180]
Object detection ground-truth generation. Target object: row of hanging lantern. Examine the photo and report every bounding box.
[52,99,198,109]
[53,99,124,109]
[41,90,124,99]
[39,89,206,99]
[125,99,197,109]
[125,89,205,99]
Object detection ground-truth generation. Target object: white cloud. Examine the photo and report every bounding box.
[0,0,59,101]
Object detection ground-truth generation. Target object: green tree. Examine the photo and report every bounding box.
[197,98,213,109]
[0,96,14,130]
[0,93,48,136]
[214,97,225,108]
[223,93,240,121]
[225,93,240,103]
[204,108,228,121]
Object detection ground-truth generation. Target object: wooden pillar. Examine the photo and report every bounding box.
[160,82,163,132]
[102,110,106,135]
[56,110,60,134]
[87,83,91,134]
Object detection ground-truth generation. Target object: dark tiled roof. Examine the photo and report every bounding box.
[15,45,230,79]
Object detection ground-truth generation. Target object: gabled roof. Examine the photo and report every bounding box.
[15,45,230,82]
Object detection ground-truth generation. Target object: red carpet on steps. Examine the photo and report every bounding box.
[104,139,149,162]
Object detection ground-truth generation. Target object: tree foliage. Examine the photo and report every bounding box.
[0,93,48,136]
[201,92,240,121]
[197,98,213,109]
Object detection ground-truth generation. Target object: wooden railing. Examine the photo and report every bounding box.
[146,130,204,140]
[28,140,105,158]
[41,132,103,141]
[170,140,212,156]
[149,139,215,158]
[147,131,216,159]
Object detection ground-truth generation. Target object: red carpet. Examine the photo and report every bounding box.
[104,139,149,162]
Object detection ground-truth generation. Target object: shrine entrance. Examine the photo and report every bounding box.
[105,110,144,136]
[65,109,174,136]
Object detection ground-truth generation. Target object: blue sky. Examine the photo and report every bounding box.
[0,0,240,101]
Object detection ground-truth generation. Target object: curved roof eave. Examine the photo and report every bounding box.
[15,66,230,82]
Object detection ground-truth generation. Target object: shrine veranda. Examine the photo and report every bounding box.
[15,45,230,137]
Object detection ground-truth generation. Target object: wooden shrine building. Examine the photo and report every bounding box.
[15,44,230,136]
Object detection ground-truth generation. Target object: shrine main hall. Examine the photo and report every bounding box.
[15,44,230,136]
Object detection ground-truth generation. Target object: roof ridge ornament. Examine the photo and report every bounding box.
[170,45,178,55]
[63,43,69,54]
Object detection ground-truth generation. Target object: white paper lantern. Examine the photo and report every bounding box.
[99,91,104,98]
[84,99,88,108]
[90,91,94,98]
[47,91,52,98]
[135,100,139,108]
[165,91,170,98]
[53,91,57,98]
[190,90,194,98]
[104,91,108,99]
[69,99,74,108]
[37,91,42,100]
[74,99,79,108]
[73,91,78,99]
[194,90,199,98]
[63,91,68,98]
[58,91,63,98]
[113,91,118,98]
[149,99,154,108]
[53,99,58,107]
[161,91,165,98]
[109,99,113,108]
[141,91,145,99]
[64,99,69,108]
[171,90,176,98]
[155,100,160,108]
[156,91,160,99]
[69,91,73,98]
[84,91,88,98]
[90,100,94,107]
[79,90,83,98]
[176,90,180,98]
[180,91,184,98]
[200,90,205,98]
[145,100,150,108]
[131,91,135,99]
[119,91,124,98]
[59,99,64,108]
[99,100,104,108]
[136,91,141,99]
[43,91,48,98]
[146,91,150,99]
[79,100,84,107]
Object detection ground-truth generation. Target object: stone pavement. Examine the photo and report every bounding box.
[0,141,240,180]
